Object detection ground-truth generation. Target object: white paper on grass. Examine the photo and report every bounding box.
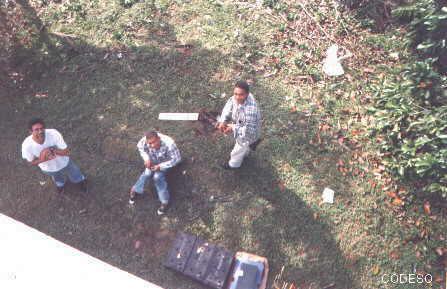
[322,187,335,204]
[322,44,352,77]
[158,113,199,121]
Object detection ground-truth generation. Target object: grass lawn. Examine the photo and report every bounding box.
[1,1,445,288]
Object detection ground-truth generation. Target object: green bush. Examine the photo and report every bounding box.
[339,0,404,30]
[119,0,140,8]
[370,0,447,202]
[393,0,447,73]
[371,60,447,200]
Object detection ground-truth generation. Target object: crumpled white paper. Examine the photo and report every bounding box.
[322,44,352,76]
[322,187,335,204]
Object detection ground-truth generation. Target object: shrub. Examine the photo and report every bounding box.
[119,0,140,8]
[371,60,447,200]
[393,0,447,73]
[371,0,447,202]
[338,0,405,31]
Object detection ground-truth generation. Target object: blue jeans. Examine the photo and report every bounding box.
[132,168,170,204]
[41,159,85,187]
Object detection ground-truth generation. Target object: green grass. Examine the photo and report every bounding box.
[1,1,446,289]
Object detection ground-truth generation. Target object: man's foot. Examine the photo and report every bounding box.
[249,138,262,151]
[157,203,169,215]
[55,186,65,194]
[79,179,88,193]
[221,163,238,170]
[129,189,136,204]
[129,189,144,204]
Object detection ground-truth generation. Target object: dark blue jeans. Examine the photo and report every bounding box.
[132,168,169,204]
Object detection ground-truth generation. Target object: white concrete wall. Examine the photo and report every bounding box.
[0,214,163,289]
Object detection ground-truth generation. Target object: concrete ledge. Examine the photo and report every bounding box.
[0,213,163,289]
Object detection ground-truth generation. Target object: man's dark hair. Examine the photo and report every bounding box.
[144,130,159,139]
[235,80,250,93]
[28,118,45,130]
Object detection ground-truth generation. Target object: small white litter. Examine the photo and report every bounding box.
[158,113,199,121]
[322,187,335,204]
[322,44,352,76]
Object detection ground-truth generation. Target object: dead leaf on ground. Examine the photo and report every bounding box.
[351,129,364,136]
[35,93,48,98]
[392,197,403,206]
[419,228,428,239]
[435,247,444,256]
[371,264,380,275]
[319,123,331,132]
[386,191,397,198]
[363,67,375,74]
[434,274,443,283]
[423,201,431,215]
[277,181,286,192]
[368,179,377,189]
[390,250,400,260]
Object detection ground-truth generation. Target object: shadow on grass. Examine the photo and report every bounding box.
[336,0,405,32]
[1,1,358,289]
[194,81,359,288]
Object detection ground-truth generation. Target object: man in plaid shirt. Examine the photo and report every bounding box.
[217,80,262,169]
[129,131,181,215]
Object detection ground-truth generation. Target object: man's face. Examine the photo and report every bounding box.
[31,123,45,140]
[234,87,248,105]
[146,136,161,150]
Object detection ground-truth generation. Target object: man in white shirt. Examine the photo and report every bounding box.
[21,118,87,194]
[216,80,262,169]
[129,131,181,215]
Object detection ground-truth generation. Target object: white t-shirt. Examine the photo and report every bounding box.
[21,129,70,172]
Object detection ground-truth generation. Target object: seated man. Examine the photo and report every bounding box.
[216,80,262,169]
[21,118,87,194]
[129,130,181,215]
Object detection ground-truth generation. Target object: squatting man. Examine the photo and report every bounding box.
[129,131,181,215]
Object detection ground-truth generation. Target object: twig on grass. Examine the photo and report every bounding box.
[297,2,339,45]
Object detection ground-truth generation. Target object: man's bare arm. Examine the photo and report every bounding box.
[29,157,45,166]
[52,147,70,156]
[29,149,53,166]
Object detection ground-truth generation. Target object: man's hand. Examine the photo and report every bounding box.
[216,122,226,133]
[223,123,233,134]
[39,148,55,162]
[144,160,152,169]
[53,147,70,156]
[216,122,233,134]
[150,165,161,171]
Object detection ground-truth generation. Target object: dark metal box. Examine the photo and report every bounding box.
[165,233,235,289]
[183,238,216,281]
[163,232,197,272]
[202,245,234,289]
[183,238,234,289]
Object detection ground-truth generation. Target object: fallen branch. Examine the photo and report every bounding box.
[297,2,339,45]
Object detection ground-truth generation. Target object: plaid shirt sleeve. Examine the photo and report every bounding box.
[158,141,182,170]
[137,136,150,162]
[218,97,233,123]
[236,96,260,145]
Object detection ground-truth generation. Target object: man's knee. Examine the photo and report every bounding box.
[153,172,165,182]
[142,168,153,176]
